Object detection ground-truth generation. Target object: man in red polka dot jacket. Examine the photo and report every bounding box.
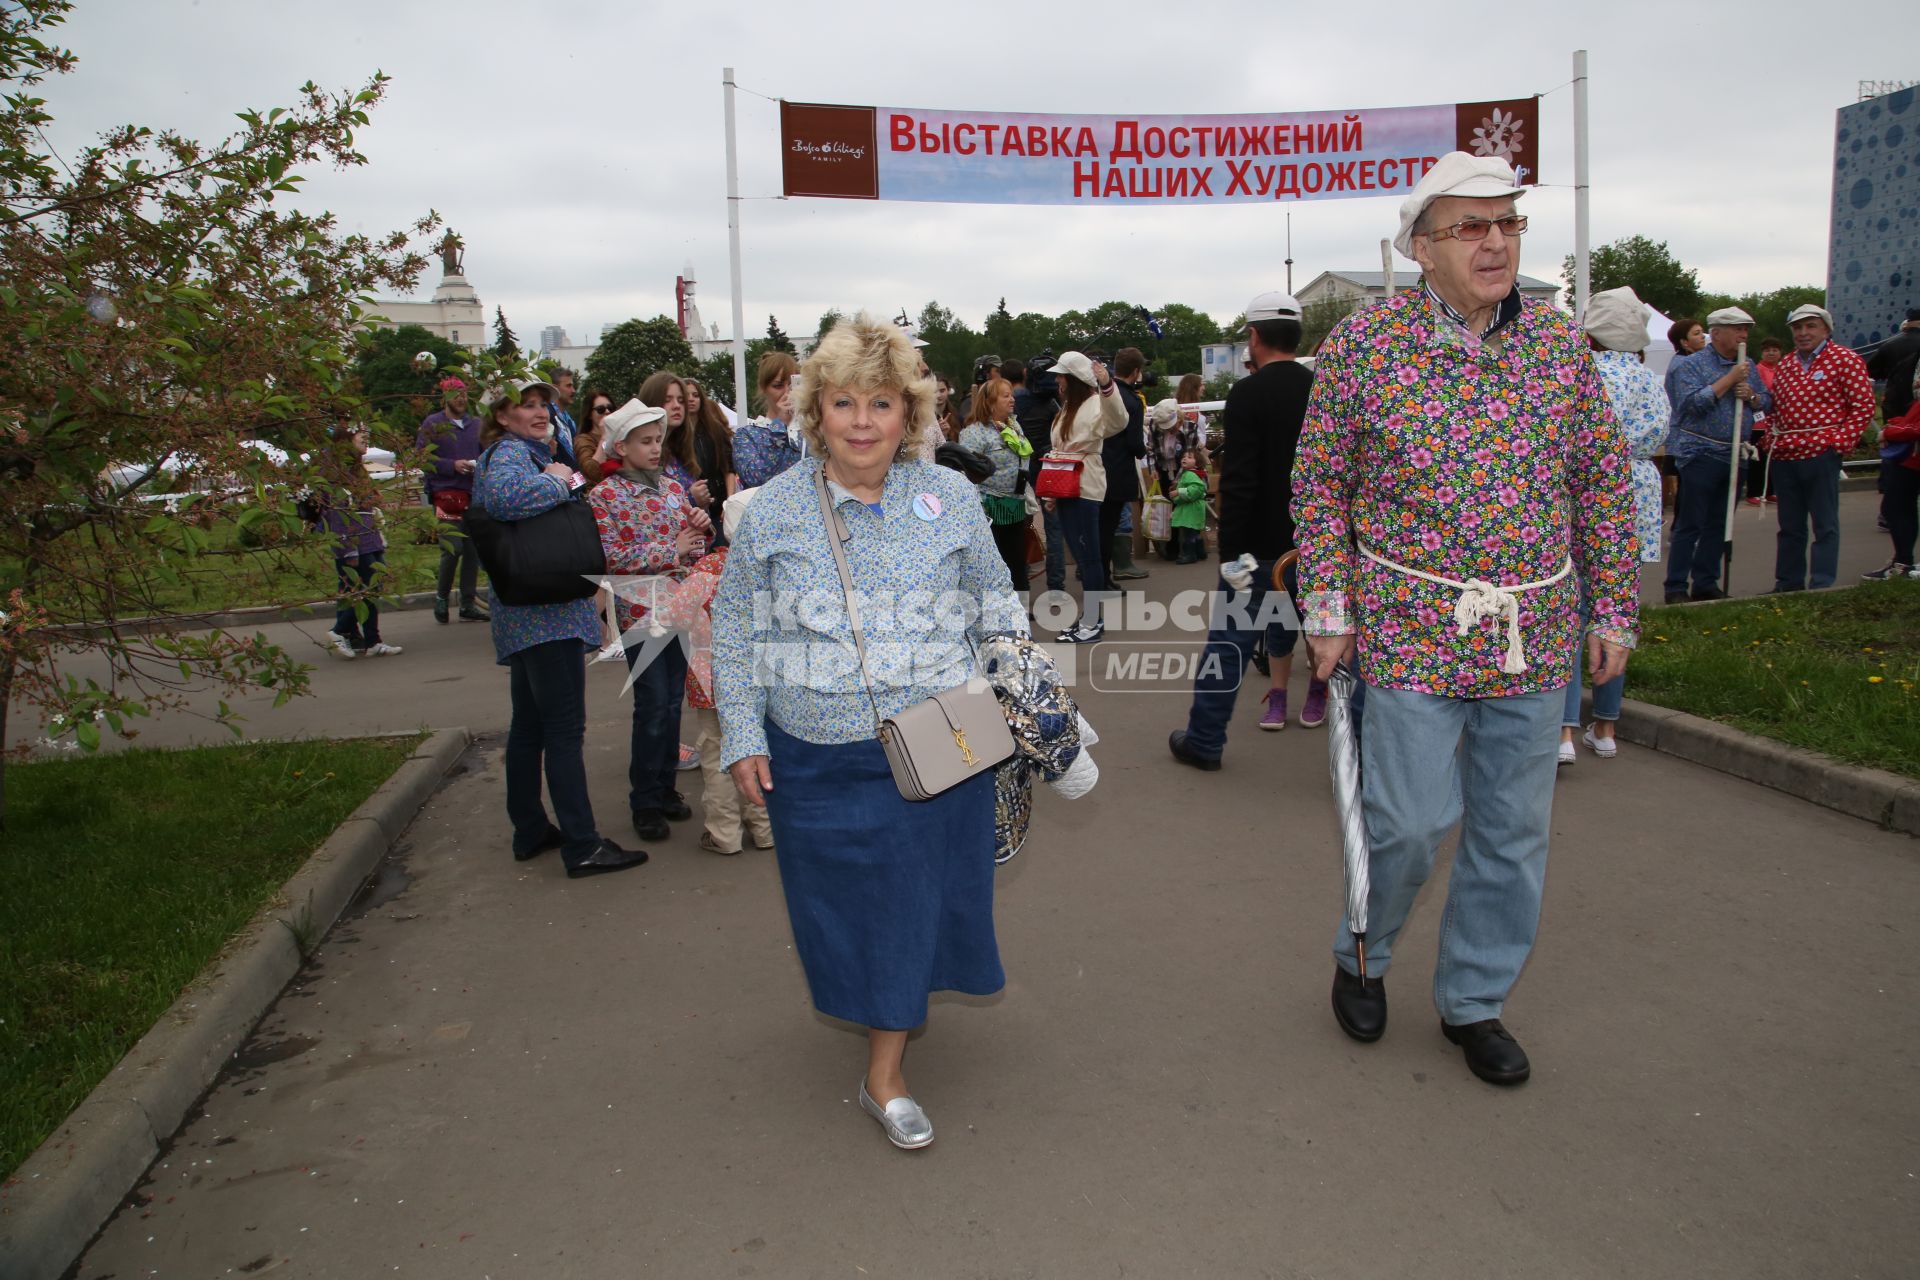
[1765,303,1874,592]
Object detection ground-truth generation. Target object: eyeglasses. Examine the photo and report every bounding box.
[1426,214,1528,243]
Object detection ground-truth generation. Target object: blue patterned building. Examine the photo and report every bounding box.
[1829,87,1918,351]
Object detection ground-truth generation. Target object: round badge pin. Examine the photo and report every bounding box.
[913,493,942,521]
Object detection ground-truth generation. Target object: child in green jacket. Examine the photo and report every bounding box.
[1171,449,1207,564]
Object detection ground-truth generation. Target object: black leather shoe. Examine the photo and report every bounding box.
[512,824,563,862]
[1442,1018,1531,1085]
[1168,730,1221,772]
[1661,590,1687,605]
[1689,585,1727,602]
[661,792,693,822]
[632,808,670,841]
[565,839,649,879]
[1331,966,1386,1042]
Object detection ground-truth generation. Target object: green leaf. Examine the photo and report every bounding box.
[76,720,101,751]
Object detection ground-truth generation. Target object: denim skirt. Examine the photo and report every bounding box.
[763,719,1004,1030]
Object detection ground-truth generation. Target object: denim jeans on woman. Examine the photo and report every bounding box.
[332,552,383,649]
[625,636,690,816]
[505,638,601,864]
[1051,496,1108,622]
[1561,601,1623,728]
[1331,681,1564,1025]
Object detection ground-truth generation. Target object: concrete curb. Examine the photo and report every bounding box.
[50,590,463,640]
[1612,698,1920,837]
[0,728,473,1280]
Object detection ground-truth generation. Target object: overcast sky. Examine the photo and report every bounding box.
[39,0,1911,351]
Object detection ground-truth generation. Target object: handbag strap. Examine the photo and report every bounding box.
[813,465,886,734]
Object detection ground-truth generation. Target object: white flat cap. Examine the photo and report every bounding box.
[1394,151,1527,259]
[1706,306,1755,327]
[601,397,666,446]
[1583,286,1649,353]
[1786,303,1833,328]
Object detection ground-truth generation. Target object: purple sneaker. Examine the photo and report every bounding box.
[1299,679,1329,729]
[1259,688,1287,731]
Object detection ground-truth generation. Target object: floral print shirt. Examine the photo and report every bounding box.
[710,458,1028,769]
[1292,289,1639,697]
[1593,350,1670,565]
[731,418,805,489]
[589,470,700,633]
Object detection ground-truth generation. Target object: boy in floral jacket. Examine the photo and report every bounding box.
[652,489,774,856]
[590,399,712,843]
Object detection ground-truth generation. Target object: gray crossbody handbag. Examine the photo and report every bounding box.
[814,467,1015,802]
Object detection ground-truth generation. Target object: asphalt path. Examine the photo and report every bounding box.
[28,486,1920,1278]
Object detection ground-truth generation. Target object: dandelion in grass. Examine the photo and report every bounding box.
[1868,676,1885,684]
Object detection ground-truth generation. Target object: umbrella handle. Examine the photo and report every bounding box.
[1271,548,1300,592]
[1355,935,1369,983]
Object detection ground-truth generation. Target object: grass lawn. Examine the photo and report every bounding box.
[136,531,445,617]
[0,734,424,1181]
[1631,581,1920,781]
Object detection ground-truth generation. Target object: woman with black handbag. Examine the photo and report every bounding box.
[712,315,1027,1152]
[472,378,646,879]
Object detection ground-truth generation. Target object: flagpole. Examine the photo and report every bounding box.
[723,67,749,419]
[1573,49,1591,322]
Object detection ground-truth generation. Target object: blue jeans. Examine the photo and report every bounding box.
[332,553,383,649]
[506,639,601,863]
[1052,496,1109,620]
[1562,650,1624,727]
[1561,601,1622,727]
[1772,450,1843,590]
[625,636,689,813]
[1664,455,1737,594]
[1182,560,1298,758]
[1332,682,1564,1024]
[1042,506,1066,593]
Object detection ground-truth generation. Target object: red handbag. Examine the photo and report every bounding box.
[432,488,471,518]
[1035,453,1083,500]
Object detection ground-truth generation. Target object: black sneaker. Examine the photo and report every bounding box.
[458,600,490,621]
[632,809,670,842]
[1662,590,1687,605]
[1862,561,1914,581]
[432,596,450,625]
[661,792,693,822]
[1689,585,1727,601]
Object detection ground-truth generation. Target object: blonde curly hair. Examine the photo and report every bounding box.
[793,312,936,460]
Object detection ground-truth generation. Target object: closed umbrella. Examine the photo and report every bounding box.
[1326,664,1372,981]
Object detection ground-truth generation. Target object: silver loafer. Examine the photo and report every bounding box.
[858,1080,934,1150]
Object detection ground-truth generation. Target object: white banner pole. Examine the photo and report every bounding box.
[1380,239,1395,297]
[1573,49,1591,322]
[723,68,750,419]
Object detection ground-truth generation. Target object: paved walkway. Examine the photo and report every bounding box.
[31,487,1920,1278]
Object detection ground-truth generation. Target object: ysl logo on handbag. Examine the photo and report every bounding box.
[952,726,978,767]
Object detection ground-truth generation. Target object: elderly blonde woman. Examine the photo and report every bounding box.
[711,314,1027,1151]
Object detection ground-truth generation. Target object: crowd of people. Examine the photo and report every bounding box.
[314,145,1914,1152]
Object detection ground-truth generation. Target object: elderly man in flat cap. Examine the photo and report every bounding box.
[1661,306,1770,603]
[1764,303,1874,588]
[1293,152,1638,1086]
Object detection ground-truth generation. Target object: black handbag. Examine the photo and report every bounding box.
[462,444,606,606]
